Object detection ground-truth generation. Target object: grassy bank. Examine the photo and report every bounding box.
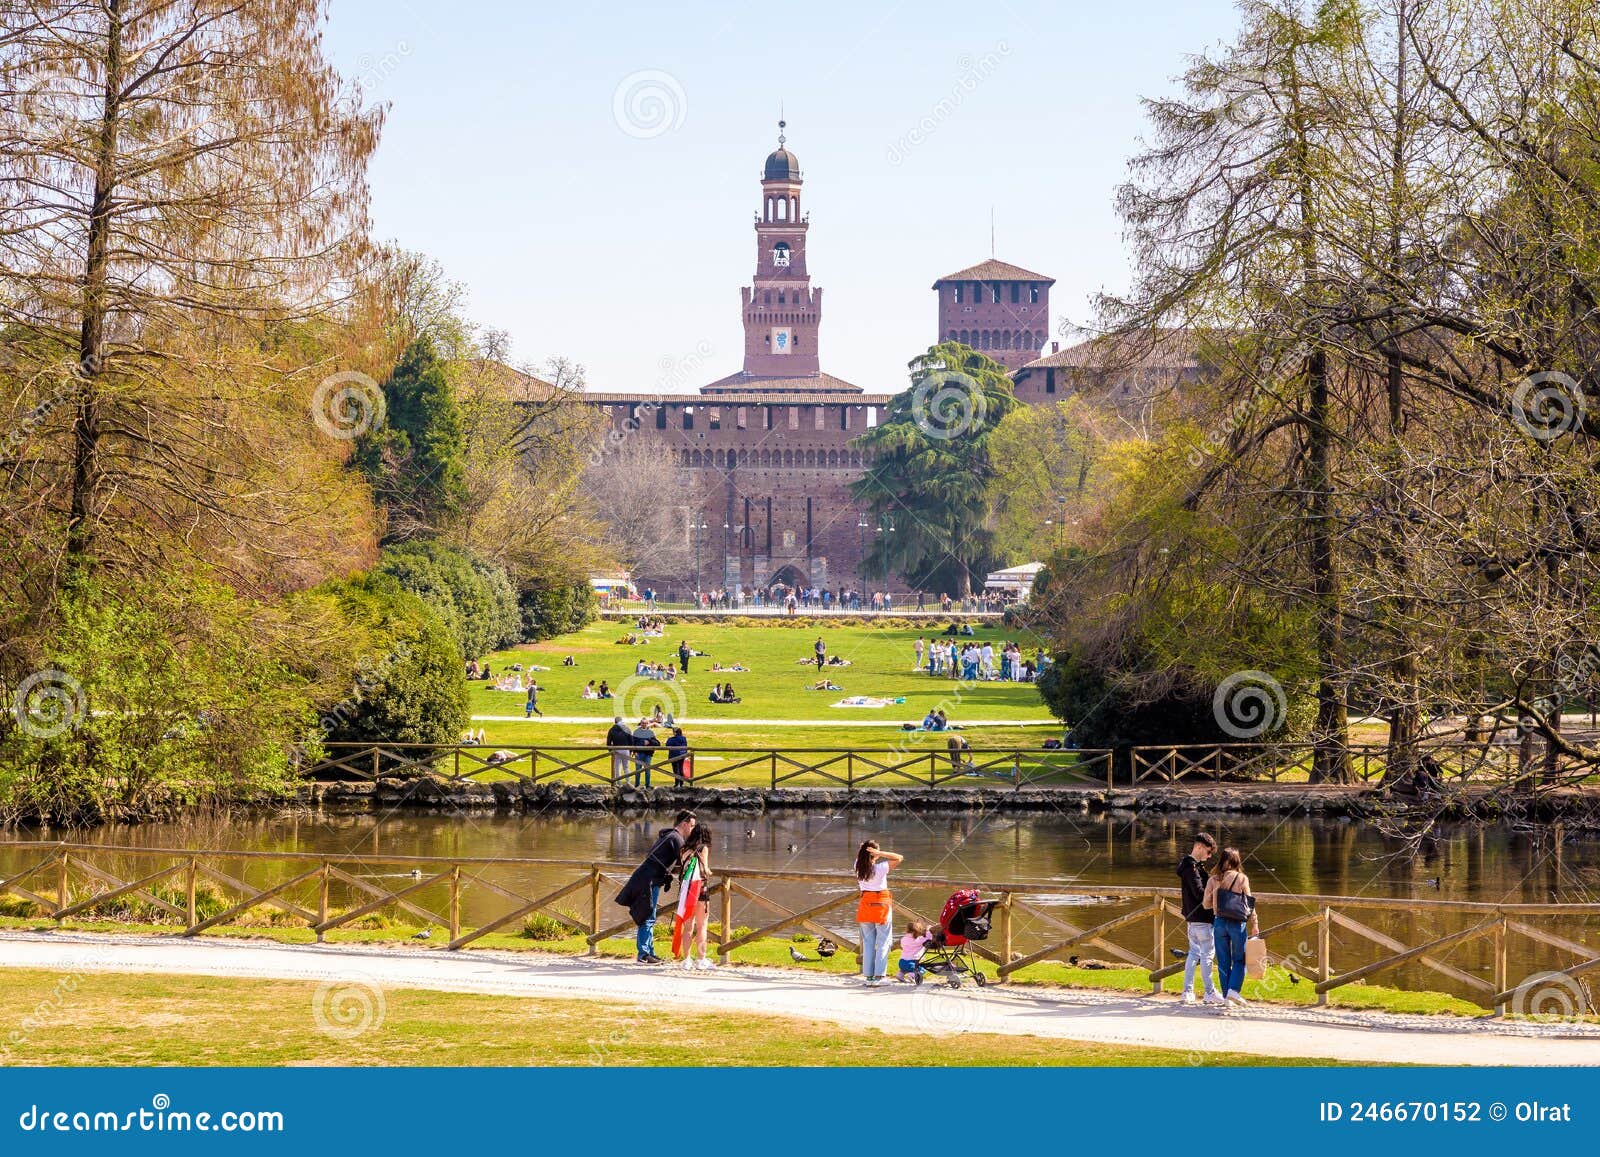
[0,968,1341,1066]
[0,912,1487,1019]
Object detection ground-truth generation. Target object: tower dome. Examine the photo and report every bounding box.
[763,120,801,180]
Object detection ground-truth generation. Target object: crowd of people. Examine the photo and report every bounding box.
[614,820,1264,1007]
[913,637,1048,682]
[677,587,1022,614]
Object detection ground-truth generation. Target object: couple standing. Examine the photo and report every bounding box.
[1177,832,1260,1008]
[614,810,716,967]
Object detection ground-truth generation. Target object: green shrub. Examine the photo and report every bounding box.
[521,912,572,941]
[0,894,40,918]
[305,572,468,749]
[519,581,596,642]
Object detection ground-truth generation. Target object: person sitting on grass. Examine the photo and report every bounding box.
[582,680,599,699]
[597,680,612,699]
[709,682,740,704]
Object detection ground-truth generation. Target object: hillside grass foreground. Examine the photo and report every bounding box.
[0,967,1340,1066]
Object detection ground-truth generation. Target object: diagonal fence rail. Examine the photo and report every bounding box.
[2,841,1598,1017]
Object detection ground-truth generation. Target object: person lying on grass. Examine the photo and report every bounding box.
[809,679,843,691]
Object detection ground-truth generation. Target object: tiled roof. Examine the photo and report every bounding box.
[581,389,894,406]
[1020,328,1203,372]
[698,370,866,395]
[932,258,1055,287]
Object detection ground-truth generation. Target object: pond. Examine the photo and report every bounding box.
[3,808,1595,1004]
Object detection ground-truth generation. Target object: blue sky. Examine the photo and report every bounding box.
[324,0,1241,394]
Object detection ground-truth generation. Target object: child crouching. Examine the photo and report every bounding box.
[897,919,932,982]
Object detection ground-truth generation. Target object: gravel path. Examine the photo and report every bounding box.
[1,931,1597,1065]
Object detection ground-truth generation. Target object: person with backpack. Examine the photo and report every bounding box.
[1177,832,1223,1005]
[614,810,697,964]
[1204,846,1260,1007]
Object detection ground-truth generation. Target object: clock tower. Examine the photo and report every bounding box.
[741,121,822,377]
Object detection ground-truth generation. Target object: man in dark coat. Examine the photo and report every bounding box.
[1177,832,1220,1004]
[615,810,697,963]
[605,716,633,783]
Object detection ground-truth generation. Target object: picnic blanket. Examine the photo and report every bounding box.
[829,696,906,708]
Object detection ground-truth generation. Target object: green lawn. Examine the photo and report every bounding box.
[0,968,1339,1066]
[464,620,1059,750]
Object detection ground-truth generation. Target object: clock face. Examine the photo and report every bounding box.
[773,243,790,267]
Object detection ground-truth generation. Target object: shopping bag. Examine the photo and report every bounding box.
[1245,936,1268,980]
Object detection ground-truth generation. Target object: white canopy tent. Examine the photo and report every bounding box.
[984,562,1046,601]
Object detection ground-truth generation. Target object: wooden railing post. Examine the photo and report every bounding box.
[1013,754,1021,790]
[588,866,601,956]
[1151,896,1166,994]
[448,865,461,941]
[316,864,330,943]
[997,891,1014,983]
[719,880,734,965]
[55,851,68,918]
[372,746,381,780]
[1317,907,1331,1006]
[1493,917,1508,1016]
[186,858,198,931]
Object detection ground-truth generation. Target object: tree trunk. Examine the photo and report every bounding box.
[1306,344,1352,782]
[66,1,124,567]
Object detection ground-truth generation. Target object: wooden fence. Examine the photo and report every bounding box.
[2,841,1597,1015]
[303,742,1114,789]
[302,739,1580,789]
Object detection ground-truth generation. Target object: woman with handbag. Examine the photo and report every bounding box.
[854,840,903,986]
[1204,847,1259,1007]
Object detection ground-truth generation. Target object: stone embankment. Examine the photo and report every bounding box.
[304,774,1600,826]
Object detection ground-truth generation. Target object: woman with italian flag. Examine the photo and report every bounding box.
[673,824,715,969]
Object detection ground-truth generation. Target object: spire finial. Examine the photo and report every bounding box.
[777,104,786,148]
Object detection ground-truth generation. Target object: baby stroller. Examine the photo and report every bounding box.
[915,888,997,988]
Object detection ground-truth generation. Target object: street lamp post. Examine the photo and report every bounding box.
[692,517,709,603]
[856,517,869,603]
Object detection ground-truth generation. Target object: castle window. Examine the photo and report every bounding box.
[1046,368,1056,394]
[866,406,879,427]
[709,407,721,430]
[990,283,1000,303]
[764,291,771,305]
[773,242,790,267]
[1010,283,1020,303]
[764,407,774,430]
[788,407,799,430]
[814,406,824,430]
[953,284,962,303]
[971,281,981,302]
[655,405,667,429]
[736,406,747,430]
[1030,284,1040,304]
[840,407,850,431]
[778,290,785,304]
[683,406,695,431]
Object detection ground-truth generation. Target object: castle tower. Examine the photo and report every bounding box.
[933,259,1055,373]
[741,121,822,377]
